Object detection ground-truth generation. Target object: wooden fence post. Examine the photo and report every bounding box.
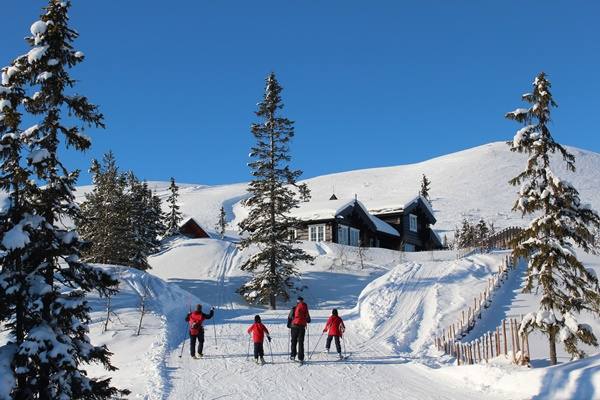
[502,319,508,356]
[510,319,517,363]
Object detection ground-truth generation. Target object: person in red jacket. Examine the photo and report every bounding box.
[185,304,214,358]
[287,296,311,364]
[323,309,345,359]
[247,315,271,364]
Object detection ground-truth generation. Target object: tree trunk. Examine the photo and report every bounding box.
[549,328,558,365]
[269,294,277,310]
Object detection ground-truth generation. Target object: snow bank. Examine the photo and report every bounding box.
[437,354,600,399]
[85,265,203,399]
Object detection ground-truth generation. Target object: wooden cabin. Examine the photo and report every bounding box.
[369,196,442,251]
[179,217,211,239]
[289,195,442,252]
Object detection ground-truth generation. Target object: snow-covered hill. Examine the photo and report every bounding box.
[112,142,600,239]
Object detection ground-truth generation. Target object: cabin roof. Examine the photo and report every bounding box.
[290,199,400,237]
[179,217,211,238]
[291,194,436,227]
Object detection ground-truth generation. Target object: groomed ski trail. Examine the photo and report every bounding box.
[161,253,510,400]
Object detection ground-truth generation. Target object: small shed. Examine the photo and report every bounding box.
[179,217,211,239]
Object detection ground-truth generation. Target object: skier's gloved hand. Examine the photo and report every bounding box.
[267,336,272,342]
[323,329,327,333]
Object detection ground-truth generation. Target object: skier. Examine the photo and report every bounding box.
[323,308,345,359]
[287,296,311,364]
[247,315,272,365]
[185,304,215,359]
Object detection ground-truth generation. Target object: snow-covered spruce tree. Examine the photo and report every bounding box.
[216,205,226,239]
[78,151,131,266]
[0,55,46,399]
[10,2,127,398]
[164,177,183,237]
[238,72,313,309]
[420,174,431,201]
[507,72,600,364]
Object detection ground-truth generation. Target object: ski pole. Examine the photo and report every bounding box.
[179,303,191,358]
[178,334,187,358]
[246,334,251,361]
[308,331,325,360]
[342,335,347,358]
[306,325,310,361]
[268,338,274,363]
[212,307,218,348]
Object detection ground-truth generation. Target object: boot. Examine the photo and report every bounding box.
[255,358,259,364]
[338,353,343,360]
[260,357,266,365]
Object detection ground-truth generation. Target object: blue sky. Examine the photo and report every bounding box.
[2,1,599,185]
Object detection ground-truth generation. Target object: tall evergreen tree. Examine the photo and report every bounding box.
[126,174,165,270]
[0,54,44,400]
[420,174,431,201]
[507,72,600,364]
[0,1,127,398]
[216,205,227,239]
[78,152,130,265]
[238,73,313,309]
[164,177,183,237]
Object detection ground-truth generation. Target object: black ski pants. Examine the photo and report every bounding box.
[290,326,306,361]
[326,335,341,354]
[190,329,205,357]
[253,342,265,359]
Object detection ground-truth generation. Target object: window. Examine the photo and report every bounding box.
[349,228,360,247]
[404,243,416,252]
[288,229,298,241]
[337,225,349,245]
[409,214,418,232]
[309,224,326,242]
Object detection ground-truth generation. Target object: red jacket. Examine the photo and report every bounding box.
[324,315,345,337]
[292,302,310,327]
[186,309,214,336]
[247,322,270,343]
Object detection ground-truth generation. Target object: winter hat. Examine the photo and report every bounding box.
[254,315,261,323]
[196,304,202,312]
[297,296,304,302]
[332,308,338,316]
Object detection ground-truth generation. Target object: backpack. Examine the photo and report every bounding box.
[287,306,295,328]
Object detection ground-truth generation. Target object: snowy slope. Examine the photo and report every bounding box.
[145,237,600,399]
[93,142,600,240]
[147,239,515,400]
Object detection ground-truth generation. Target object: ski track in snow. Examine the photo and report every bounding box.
[157,247,511,400]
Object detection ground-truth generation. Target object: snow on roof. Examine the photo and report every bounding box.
[367,194,435,219]
[364,209,400,237]
[290,198,400,237]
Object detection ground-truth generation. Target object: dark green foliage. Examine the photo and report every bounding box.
[508,72,600,364]
[238,73,313,310]
[78,154,165,271]
[78,152,131,266]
